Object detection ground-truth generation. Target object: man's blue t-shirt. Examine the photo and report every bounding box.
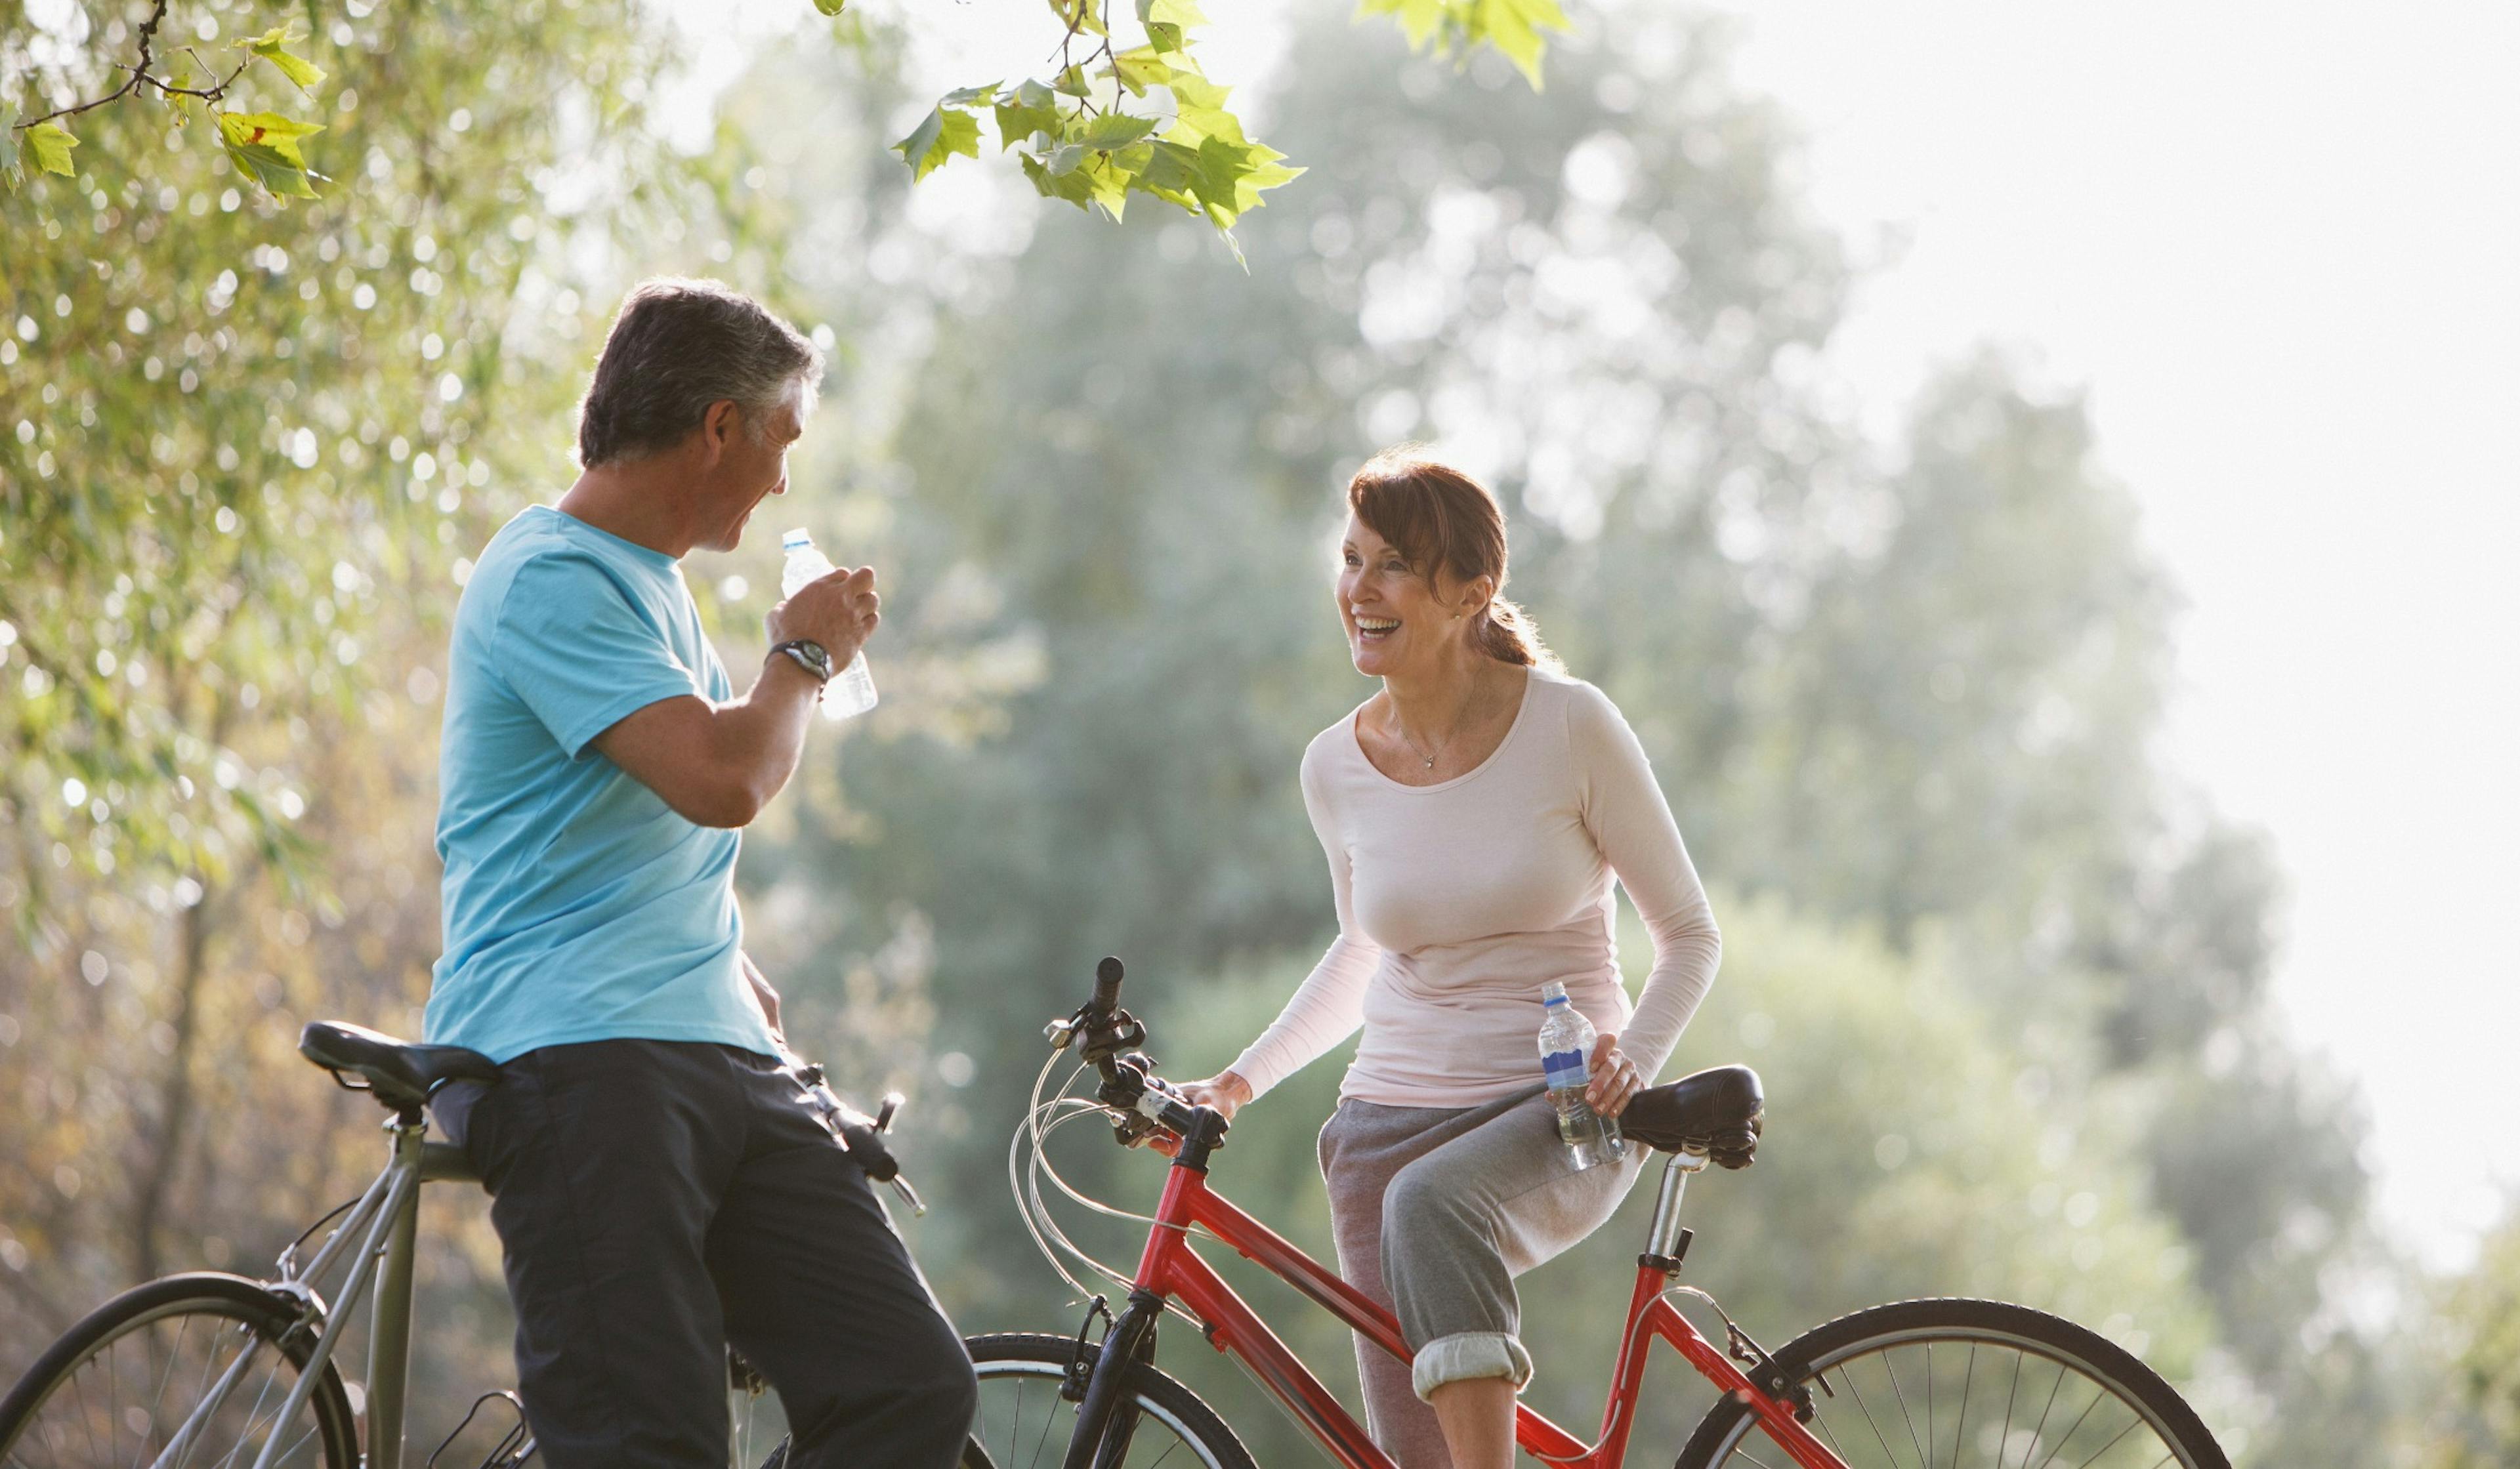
[425,505,780,1064]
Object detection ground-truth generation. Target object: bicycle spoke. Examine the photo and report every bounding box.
[72,1354,101,1466]
[1836,1359,1906,1469]
[1026,1386,1058,1469]
[2022,1384,2107,1469]
[1008,1377,1022,1468]
[1145,1436,1182,1469]
[1995,1348,2023,1469]
[1883,1349,1927,1469]
[207,1344,289,1469]
[2067,1410,2143,1469]
[2017,1357,2070,1469]
[1948,1346,1973,1469]
[140,1315,194,1469]
[1925,1346,1934,1469]
[1808,1390,1852,1462]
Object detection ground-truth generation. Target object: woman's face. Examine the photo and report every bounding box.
[1337,514,1481,678]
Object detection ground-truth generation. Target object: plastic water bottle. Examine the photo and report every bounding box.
[779,529,877,720]
[1539,982,1625,1170]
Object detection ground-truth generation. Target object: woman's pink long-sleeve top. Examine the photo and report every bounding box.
[1229,667,1723,1107]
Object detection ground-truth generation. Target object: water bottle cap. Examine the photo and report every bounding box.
[782,529,813,550]
[1543,994,1568,1006]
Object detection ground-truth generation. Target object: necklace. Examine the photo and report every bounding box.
[1393,692,1477,770]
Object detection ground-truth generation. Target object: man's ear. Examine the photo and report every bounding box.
[698,400,741,464]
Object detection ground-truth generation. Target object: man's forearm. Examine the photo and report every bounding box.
[715,654,824,819]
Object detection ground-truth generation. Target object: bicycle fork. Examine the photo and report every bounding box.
[1060,1290,1162,1469]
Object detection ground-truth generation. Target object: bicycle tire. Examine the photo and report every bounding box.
[0,1271,360,1468]
[959,1332,1255,1469]
[1673,1296,2228,1469]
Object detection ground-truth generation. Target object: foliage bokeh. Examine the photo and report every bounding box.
[1,1,2464,1466]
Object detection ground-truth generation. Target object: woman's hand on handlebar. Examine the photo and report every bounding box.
[1178,1070,1255,1122]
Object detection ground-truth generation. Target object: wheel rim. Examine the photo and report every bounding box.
[1708,1327,2206,1469]
[969,1361,1226,1469]
[3,1300,341,1469]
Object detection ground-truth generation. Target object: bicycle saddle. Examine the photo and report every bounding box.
[299,1020,499,1113]
[1620,1064,1763,1168]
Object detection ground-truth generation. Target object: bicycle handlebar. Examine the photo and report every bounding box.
[1046,956,1228,1157]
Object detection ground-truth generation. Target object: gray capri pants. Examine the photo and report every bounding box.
[1317,1085,1645,1468]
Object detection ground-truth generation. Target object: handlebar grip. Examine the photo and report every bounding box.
[1092,955,1124,1014]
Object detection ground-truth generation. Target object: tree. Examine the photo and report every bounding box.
[723,4,2386,1460]
[9,0,1572,247]
[0,0,740,1411]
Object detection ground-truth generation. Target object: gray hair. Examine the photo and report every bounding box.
[576,278,823,468]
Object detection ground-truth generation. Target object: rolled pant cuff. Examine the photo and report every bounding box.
[1410,1331,1533,1401]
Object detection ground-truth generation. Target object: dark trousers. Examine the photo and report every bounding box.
[432,1039,978,1469]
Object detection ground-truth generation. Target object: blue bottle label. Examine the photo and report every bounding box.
[1542,1048,1589,1092]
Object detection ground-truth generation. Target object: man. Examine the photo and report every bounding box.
[423,278,978,1468]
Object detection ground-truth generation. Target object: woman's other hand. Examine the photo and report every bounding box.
[1179,1071,1255,1122]
[1585,1034,1645,1117]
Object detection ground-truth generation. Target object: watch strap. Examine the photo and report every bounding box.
[770,639,834,685]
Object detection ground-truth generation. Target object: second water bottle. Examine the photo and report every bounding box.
[1539,982,1626,1170]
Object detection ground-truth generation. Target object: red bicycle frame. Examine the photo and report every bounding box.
[1125,1142,1848,1469]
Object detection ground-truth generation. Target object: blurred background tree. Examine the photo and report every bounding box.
[1,0,2435,1464]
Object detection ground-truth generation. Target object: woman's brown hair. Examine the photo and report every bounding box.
[1347,448,1563,673]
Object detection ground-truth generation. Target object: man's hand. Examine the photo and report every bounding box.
[768,566,879,665]
[742,952,786,1050]
[590,562,889,829]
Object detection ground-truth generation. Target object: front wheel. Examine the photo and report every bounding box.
[1675,1297,2228,1469]
[0,1272,360,1468]
[959,1332,1255,1469]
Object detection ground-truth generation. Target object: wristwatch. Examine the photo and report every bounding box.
[770,639,835,687]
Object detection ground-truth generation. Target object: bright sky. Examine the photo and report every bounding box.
[1689,1,2520,1268]
[681,0,2520,1265]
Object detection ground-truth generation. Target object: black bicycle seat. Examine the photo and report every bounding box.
[299,1020,499,1113]
[1620,1064,1763,1167]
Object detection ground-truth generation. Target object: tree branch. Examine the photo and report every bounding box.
[12,0,251,131]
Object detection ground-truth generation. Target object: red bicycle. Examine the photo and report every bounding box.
[960,959,2229,1469]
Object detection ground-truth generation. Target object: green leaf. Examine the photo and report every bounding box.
[812,0,847,13]
[1356,0,1449,49]
[1070,111,1157,150]
[25,120,80,178]
[940,81,1001,108]
[1479,0,1568,89]
[0,108,22,193]
[216,111,325,197]
[1354,0,1566,90]
[1139,0,1209,24]
[1051,0,1108,37]
[1053,64,1092,97]
[1079,154,1133,220]
[242,25,326,94]
[1142,22,1185,53]
[891,104,981,182]
[1018,150,1095,208]
[993,81,1060,153]
[1110,45,1172,92]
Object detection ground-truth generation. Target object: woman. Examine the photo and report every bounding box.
[1183,450,1721,1469]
